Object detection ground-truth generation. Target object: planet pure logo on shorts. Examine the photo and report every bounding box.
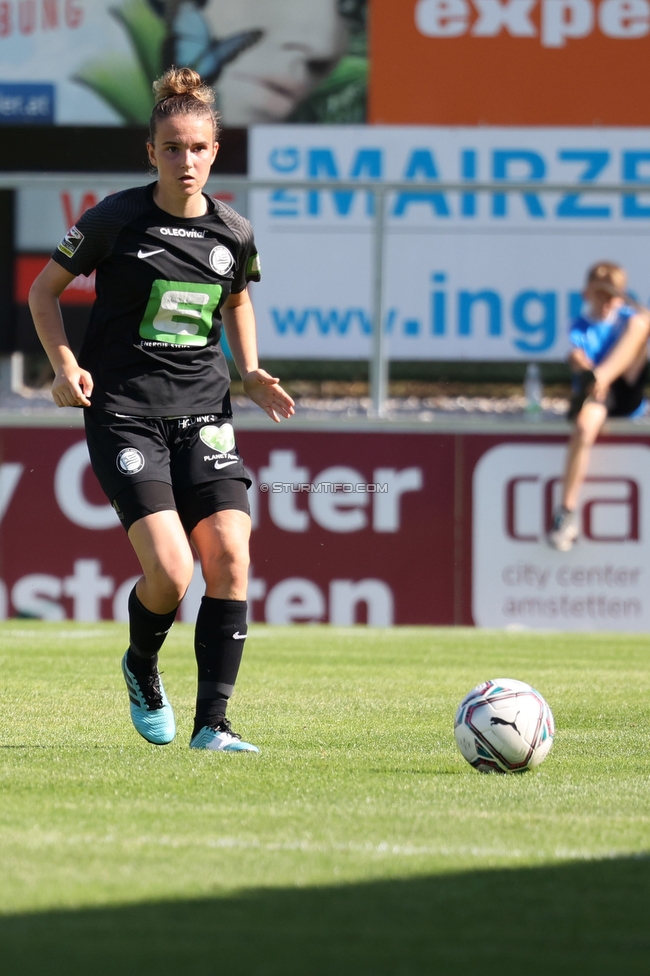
[57,225,84,259]
[199,424,236,454]
[209,245,234,276]
[116,448,145,475]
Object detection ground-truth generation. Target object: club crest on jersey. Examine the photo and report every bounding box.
[57,225,84,258]
[116,448,145,475]
[209,245,235,276]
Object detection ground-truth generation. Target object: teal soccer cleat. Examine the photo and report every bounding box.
[190,718,259,753]
[121,652,176,745]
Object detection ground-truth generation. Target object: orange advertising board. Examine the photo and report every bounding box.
[369,0,650,125]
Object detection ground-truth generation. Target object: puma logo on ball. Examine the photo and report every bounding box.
[490,711,521,736]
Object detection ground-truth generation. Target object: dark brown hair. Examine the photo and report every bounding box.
[149,66,221,143]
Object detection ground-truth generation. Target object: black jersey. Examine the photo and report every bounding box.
[51,183,261,417]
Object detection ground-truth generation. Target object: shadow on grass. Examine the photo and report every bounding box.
[1,856,648,975]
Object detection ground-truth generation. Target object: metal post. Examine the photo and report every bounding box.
[0,352,25,395]
[370,185,387,417]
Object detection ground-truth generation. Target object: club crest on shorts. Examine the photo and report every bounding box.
[209,245,234,276]
[199,423,235,454]
[116,448,145,474]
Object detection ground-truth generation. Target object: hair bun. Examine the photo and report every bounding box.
[153,66,215,107]
[148,66,220,144]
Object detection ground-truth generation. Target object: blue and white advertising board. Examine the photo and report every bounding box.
[250,126,650,361]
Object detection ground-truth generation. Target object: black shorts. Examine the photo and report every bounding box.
[84,408,251,533]
[569,366,648,420]
[607,366,648,417]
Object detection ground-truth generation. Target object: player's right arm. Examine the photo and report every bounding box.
[29,260,94,408]
[567,317,594,374]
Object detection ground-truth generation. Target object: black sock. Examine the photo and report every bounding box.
[126,586,178,676]
[193,597,247,737]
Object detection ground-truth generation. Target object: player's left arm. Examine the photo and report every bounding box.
[592,311,650,399]
[221,288,295,423]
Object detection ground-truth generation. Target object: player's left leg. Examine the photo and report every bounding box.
[188,507,259,753]
[549,400,607,551]
[170,417,256,751]
[562,400,608,512]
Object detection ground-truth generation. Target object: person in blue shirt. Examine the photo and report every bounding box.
[549,261,650,551]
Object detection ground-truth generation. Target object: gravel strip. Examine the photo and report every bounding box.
[0,388,571,419]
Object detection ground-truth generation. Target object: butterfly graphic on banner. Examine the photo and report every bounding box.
[148,1,263,85]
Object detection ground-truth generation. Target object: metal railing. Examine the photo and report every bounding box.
[3,173,648,416]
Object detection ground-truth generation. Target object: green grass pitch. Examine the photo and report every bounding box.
[0,622,648,974]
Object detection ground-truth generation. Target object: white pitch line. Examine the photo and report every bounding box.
[1,829,646,863]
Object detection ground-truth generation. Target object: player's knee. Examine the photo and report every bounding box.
[573,424,596,449]
[149,555,194,604]
[574,408,603,445]
[220,545,249,587]
[573,417,590,443]
[170,571,194,604]
[203,545,249,591]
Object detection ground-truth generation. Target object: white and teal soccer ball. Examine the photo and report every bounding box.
[454,678,555,774]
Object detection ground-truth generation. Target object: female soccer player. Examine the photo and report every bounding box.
[29,67,294,752]
[549,261,649,552]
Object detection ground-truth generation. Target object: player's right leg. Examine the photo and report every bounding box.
[83,410,190,744]
[549,400,607,551]
[122,509,194,744]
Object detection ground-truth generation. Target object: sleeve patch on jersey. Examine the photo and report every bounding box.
[246,253,261,277]
[57,225,85,259]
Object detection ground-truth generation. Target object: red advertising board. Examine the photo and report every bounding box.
[15,256,95,306]
[0,425,456,626]
[1,423,648,630]
[370,0,650,124]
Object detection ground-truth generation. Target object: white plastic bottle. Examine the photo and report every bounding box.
[524,363,543,413]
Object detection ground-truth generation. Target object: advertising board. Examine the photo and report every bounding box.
[15,177,246,253]
[0,425,451,626]
[250,125,650,361]
[2,422,649,632]
[473,443,650,629]
[0,0,366,126]
[370,0,650,125]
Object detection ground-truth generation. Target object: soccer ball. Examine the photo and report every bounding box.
[454,678,555,773]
